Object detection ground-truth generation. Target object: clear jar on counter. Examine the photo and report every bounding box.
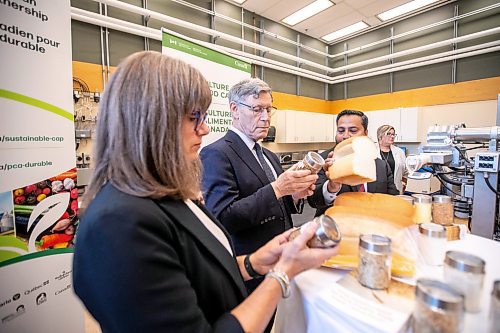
[418,223,447,266]
[412,278,464,333]
[289,215,341,248]
[489,280,500,333]
[295,151,325,174]
[432,195,454,225]
[396,194,414,205]
[412,194,432,224]
[357,234,391,290]
[444,251,486,313]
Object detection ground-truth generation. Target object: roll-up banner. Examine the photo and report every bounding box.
[161,29,252,146]
[0,0,84,332]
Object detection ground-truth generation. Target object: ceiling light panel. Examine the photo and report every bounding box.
[231,0,247,4]
[322,21,369,42]
[377,0,439,21]
[282,0,334,26]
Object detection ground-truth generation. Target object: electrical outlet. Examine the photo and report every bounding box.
[75,129,91,138]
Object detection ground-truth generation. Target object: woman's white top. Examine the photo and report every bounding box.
[375,143,408,194]
[185,199,233,256]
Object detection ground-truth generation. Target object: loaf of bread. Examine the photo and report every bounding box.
[328,136,377,186]
[324,237,416,277]
[334,192,415,218]
[325,205,413,240]
[323,192,418,277]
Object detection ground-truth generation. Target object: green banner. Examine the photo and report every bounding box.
[162,32,251,73]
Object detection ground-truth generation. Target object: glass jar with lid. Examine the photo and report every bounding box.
[444,251,486,313]
[289,215,341,248]
[432,195,454,225]
[489,280,500,333]
[412,278,464,333]
[418,223,447,266]
[412,194,432,224]
[357,234,391,290]
[295,151,325,174]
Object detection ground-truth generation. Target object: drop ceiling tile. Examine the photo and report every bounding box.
[307,11,367,36]
[291,2,353,30]
[239,0,283,13]
[357,0,410,17]
[364,16,382,26]
[263,0,328,21]
[227,0,449,41]
[343,0,379,10]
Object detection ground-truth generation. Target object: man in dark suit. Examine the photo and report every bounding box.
[308,109,398,217]
[200,78,317,294]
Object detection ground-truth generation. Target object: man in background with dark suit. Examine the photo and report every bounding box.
[308,109,398,217]
[200,78,317,296]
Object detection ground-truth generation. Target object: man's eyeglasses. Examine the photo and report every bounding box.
[238,102,277,118]
[192,110,208,132]
[386,132,397,138]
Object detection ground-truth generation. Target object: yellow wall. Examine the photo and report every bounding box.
[72,61,116,92]
[273,92,330,114]
[331,77,500,114]
[72,61,106,92]
[73,61,499,114]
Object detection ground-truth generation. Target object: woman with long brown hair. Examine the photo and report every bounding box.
[73,51,337,333]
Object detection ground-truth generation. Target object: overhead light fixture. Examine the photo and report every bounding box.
[231,0,247,4]
[377,0,439,21]
[321,21,369,42]
[282,0,334,26]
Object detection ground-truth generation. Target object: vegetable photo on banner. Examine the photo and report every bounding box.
[10,168,79,252]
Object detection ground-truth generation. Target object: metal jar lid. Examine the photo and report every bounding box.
[359,234,391,253]
[313,215,341,247]
[444,251,486,274]
[433,195,452,204]
[419,223,447,238]
[396,195,414,205]
[303,151,325,174]
[412,194,432,204]
[492,280,500,300]
[416,278,464,311]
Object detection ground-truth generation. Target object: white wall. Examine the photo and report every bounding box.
[402,100,498,154]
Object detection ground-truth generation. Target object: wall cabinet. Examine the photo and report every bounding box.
[366,109,400,142]
[274,110,336,143]
[275,108,419,144]
[399,107,419,142]
[366,107,420,143]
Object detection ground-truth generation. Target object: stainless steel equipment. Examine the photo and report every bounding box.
[407,124,500,240]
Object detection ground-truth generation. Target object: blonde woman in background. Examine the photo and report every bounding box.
[376,125,408,194]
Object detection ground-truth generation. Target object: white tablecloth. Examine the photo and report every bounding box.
[274,234,500,333]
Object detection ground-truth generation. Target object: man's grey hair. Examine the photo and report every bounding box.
[228,78,273,104]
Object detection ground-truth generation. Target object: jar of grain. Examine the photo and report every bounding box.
[412,194,432,224]
[412,279,464,333]
[444,251,485,313]
[357,234,391,290]
[432,195,454,225]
